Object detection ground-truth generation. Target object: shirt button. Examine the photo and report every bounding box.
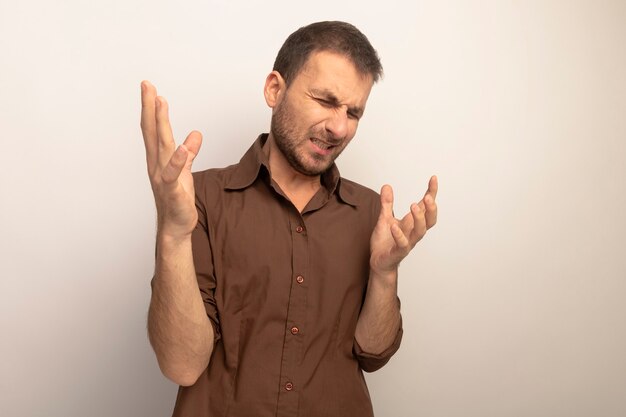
[285,382,294,391]
[290,326,299,335]
[295,225,304,233]
[296,275,304,284]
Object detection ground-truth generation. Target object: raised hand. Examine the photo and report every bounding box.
[140,81,203,239]
[369,176,438,274]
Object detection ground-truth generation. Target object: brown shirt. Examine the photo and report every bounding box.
[172,134,402,417]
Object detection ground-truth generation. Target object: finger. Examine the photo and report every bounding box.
[140,80,158,172]
[182,131,203,172]
[183,130,202,155]
[161,144,188,185]
[379,184,395,219]
[417,175,438,212]
[426,175,438,200]
[408,202,427,244]
[424,194,438,229]
[155,96,177,168]
[390,222,410,251]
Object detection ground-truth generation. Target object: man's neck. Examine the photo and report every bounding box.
[265,134,321,212]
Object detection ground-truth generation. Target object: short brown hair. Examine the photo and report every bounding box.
[273,21,383,86]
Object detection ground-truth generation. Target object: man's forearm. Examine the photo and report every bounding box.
[148,234,214,386]
[354,268,401,355]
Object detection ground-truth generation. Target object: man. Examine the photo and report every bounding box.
[141,21,437,417]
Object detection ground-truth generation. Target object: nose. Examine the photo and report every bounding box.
[325,108,349,141]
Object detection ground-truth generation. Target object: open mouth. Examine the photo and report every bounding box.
[310,138,334,151]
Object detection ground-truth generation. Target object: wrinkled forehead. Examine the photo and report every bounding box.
[295,51,374,104]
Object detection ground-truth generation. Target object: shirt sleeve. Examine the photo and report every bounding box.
[353,309,403,373]
[192,172,221,344]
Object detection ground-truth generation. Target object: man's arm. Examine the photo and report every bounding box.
[140,81,214,386]
[355,177,438,354]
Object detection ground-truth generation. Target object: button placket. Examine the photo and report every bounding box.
[277,213,308,412]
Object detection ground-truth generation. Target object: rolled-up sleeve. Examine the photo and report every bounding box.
[353,314,403,373]
[192,172,221,344]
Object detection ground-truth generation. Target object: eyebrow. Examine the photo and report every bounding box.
[310,88,364,118]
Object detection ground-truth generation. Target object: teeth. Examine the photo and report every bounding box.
[312,138,330,150]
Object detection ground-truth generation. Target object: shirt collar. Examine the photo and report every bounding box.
[224,134,358,207]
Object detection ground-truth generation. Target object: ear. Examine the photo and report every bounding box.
[264,71,286,109]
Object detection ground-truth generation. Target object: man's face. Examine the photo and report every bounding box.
[270,50,374,176]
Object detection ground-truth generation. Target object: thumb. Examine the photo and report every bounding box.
[379,184,394,219]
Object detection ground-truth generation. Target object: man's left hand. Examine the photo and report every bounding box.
[369,176,438,275]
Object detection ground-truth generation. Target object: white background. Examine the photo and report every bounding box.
[1,1,625,416]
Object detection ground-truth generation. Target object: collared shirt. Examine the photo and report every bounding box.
[172,134,402,417]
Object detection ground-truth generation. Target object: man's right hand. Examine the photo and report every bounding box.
[142,81,214,386]
[140,80,203,240]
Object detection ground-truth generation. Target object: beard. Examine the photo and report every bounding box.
[270,98,343,177]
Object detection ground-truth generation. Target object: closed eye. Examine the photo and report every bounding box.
[313,97,361,120]
[314,97,335,107]
[347,111,360,120]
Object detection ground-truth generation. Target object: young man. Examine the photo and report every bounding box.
[141,21,438,417]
